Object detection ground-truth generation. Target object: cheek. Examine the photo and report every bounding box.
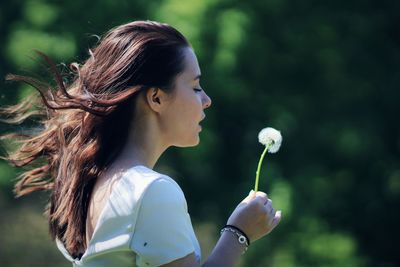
[160,104,187,133]
[171,105,199,135]
[163,90,202,131]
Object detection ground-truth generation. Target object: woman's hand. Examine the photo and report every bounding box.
[162,190,281,267]
[226,190,281,243]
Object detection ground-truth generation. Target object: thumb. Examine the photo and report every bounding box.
[242,190,256,203]
[249,189,256,196]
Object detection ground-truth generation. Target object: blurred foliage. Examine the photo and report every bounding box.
[1,0,399,266]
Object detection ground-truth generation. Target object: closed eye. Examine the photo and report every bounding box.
[194,88,203,92]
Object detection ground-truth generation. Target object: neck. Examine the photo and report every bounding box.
[112,111,168,171]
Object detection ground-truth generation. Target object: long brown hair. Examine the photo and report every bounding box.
[0,20,189,258]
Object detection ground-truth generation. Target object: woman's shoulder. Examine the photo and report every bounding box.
[121,165,185,204]
[79,166,185,253]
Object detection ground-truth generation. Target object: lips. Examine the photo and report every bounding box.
[198,116,205,131]
[198,114,206,130]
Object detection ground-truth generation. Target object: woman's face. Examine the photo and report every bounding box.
[160,47,212,147]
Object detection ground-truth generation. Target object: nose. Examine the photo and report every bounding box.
[202,91,212,109]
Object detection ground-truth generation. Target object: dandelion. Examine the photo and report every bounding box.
[254,127,282,192]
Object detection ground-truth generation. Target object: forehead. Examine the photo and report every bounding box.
[180,47,201,80]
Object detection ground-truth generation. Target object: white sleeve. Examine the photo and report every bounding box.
[130,177,195,267]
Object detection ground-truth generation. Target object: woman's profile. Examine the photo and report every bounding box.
[0,20,281,267]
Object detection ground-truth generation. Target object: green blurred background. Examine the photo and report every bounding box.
[0,0,399,266]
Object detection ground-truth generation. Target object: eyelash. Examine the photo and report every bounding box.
[194,88,202,92]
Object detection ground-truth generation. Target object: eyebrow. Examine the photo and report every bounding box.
[194,74,201,80]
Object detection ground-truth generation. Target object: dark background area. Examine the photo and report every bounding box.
[1,0,399,266]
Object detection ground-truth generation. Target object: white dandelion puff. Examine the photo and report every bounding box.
[258,127,282,153]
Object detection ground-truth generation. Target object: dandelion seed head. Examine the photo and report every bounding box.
[258,127,282,153]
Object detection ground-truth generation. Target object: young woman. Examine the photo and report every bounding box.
[1,20,281,267]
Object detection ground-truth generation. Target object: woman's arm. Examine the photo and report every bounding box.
[161,191,282,267]
[161,231,246,267]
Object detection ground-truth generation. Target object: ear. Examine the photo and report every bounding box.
[145,87,169,113]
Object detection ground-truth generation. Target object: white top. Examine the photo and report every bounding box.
[56,165,201,267]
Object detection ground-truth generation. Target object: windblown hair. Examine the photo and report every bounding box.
[0,20,189,259]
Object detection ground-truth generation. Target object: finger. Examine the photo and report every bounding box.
[254,195,268,205]
[264,204,275,222]
[270,207,276,216]
[264,199,273,209]
[271,210,282,228]
[255,191,268,199]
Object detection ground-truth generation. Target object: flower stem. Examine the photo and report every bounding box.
[254,143,270,192]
